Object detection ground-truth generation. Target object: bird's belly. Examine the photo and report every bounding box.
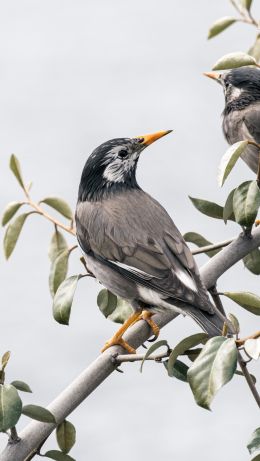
[84,253,138,301]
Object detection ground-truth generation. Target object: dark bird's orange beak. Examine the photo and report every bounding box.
[203,71,221,81]
[134,130,172,146]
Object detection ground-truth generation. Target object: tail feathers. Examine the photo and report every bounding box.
[184,305,234,337]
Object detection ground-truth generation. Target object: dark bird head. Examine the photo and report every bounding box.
[78,130,172,202]
[204,67,260,114]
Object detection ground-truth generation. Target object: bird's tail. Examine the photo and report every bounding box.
[184,305,234,337]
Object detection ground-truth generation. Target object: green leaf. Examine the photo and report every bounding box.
[2,202,23,227]
[208,17,237,39]
[249,34,260,62]
[223,188,236,224]
[3,213,31,259]
[167,333,208,377]
[223,291,260,315]
[248,427,260,455]
[241,0,253,11]
[9,154,26,190]
[97,289,118,318]
[40,197,73,220]
[183,232,220,257]
[1,351,11,370]
[233,181,260,228]
[227,313,240,334]
[22,404,56,423]
[49,249,69,297]
[10,380,32,393]
[243,248,260,275]
[56,420,76,454]
[189,197,224,220]
[0,384,22,431]
[164,359,189,382]
[53,275,82,325]
[108,298,134,324]
[44,450,76,461]
[212,52,257,70]
[218,141,248,187]
[187,337,237,409]
[244,338,260,360]
[48,230,68,263]
[186,348,202,362]
[140,340,168,373]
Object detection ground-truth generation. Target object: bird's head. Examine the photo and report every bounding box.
[78,130,172,202]
[204,67,260,111]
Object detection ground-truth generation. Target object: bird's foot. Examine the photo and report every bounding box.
[101,336,136,354]
[255,220,260,227]
[137,310,160,340]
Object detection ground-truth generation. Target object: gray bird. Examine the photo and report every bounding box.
[75,131,228,353]
[204,67,260,174]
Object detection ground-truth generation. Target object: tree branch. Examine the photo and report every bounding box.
[2,226,260,461]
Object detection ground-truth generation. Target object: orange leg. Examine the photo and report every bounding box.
[101,311,141,353]
[133,310,160,339]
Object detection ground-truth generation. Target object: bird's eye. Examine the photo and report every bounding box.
[118,149,128,159]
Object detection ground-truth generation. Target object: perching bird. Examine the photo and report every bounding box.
[204,66,260,174]
[75,131,228,353]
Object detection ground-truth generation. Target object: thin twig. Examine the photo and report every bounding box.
[26,200,76,236]
[236,330,260,346]
[8,427,20,444]
[209,286,226,316]
[238,352,260,408]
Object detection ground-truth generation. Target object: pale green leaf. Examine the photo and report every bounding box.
[233,181,260,228]
[183,232,220,257]
[163,359,189,382]
[223,291,260,315]
[97,289,118,318]
[167,333,208,377]
[48,230,68,263]
[140,340,168,373]
[49,249,69,297]
[212,52,256,70]
[248,427,260,455]
[187,337,237,409]
[44,450,76,461]
[189,197,224,220]
[223,188,236,223]
[208,17,237,39]
[241,0,253,11]
[0,384,22,431]
[243,248,260,275]
[22,404,56,423]
[1,351,11,370]
[2,202,23,227]
[9,154,25,190]
[40,197,73,220]
[107,298,134,324]
[3,213,31,259]
[56,420,76,454]
[53,275,82,325]
[10,380,32,393]
[227,313,240,334]
[218,141,248,186]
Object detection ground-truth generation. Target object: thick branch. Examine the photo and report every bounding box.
[2,226,260,461]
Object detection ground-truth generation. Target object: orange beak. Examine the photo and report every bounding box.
[203,71,221,81]
[135,130,172,146]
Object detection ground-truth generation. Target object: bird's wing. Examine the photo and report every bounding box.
[243,104,260,144]
[76,190,212,313]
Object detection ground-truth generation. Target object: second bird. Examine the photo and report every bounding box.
[75,131,228,353]
[205,66,260,174]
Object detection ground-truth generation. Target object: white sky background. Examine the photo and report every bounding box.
[0,1,259,460]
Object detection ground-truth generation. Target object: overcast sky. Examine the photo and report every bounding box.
[0,1,259,460]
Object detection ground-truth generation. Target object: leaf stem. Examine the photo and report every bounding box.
[8,427,20,444]
[26,199,76,236]
[113,351,170,364]
[191,238,234,255]
[237,352,260,408]
[236,330,260,346]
